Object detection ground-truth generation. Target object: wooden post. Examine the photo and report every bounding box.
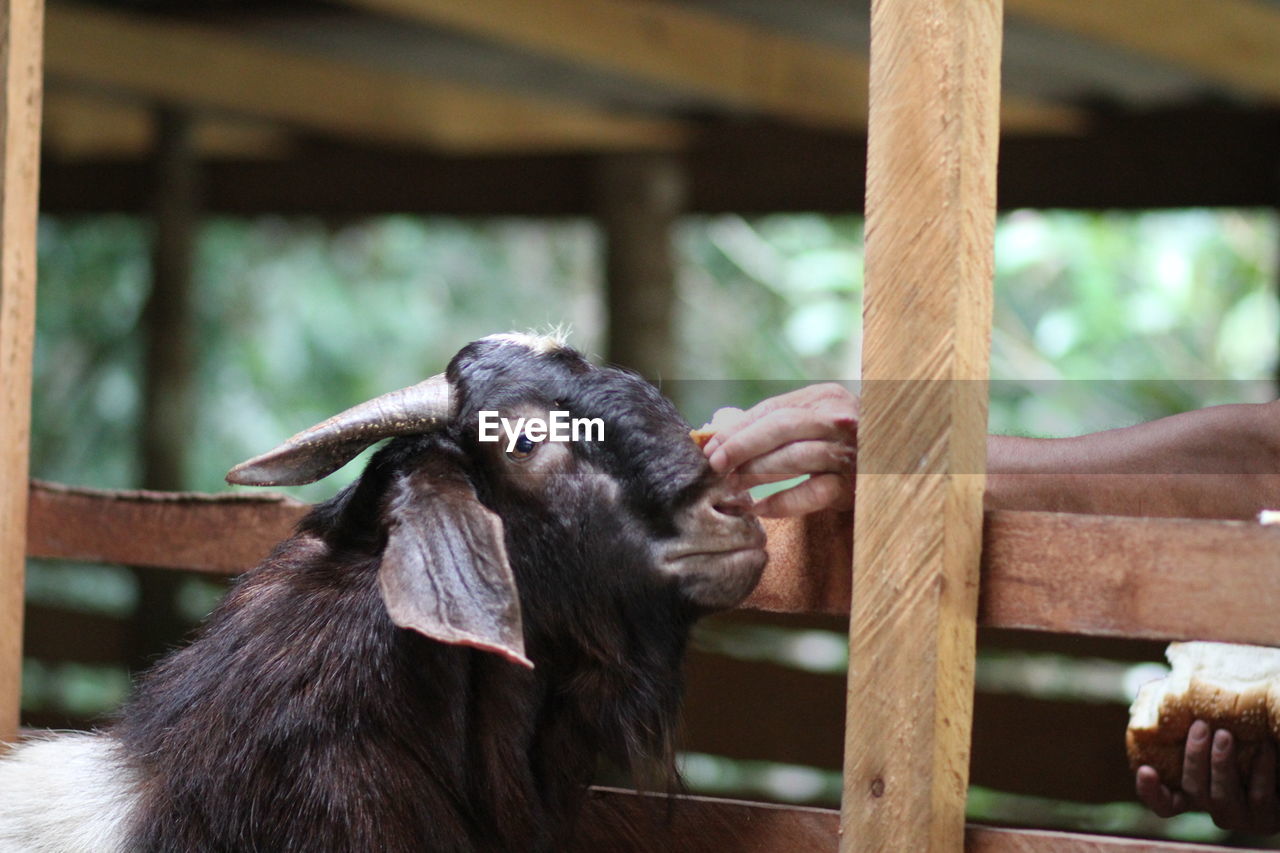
[595,153,685,385]
[840,0,1001,850]
[132,107,201,670]
[0,0,44,745]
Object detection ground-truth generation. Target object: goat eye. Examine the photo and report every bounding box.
[509,433,538,459]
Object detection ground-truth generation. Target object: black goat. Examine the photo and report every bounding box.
[0,333,766,852]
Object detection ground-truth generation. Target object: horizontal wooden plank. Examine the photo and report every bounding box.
[23,604,128,665]
[682,647,1136,804]
[43,89,291,159]
[345,0,1080,133]
[965,824,1259,852]
[45,4,685,153]
[979,511,1280,646]
[748,511,852,615]
[26,480,305,574]
[574,788,1254,851]
[748,508,1280,646]
[39,108,1280,216]
[572,787,839,852]
[27,481,1280,645]
[1007,0,1280,103]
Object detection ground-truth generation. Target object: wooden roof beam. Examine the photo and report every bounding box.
[1006,0,1280,102]
[43,90,292,159]
[341,0,1084,133]
[44,3,687,154]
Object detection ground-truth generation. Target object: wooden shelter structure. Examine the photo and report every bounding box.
[4,1,1280,850]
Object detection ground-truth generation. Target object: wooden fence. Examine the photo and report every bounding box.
[4,0,1278,850]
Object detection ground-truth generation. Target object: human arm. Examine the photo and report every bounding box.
[706,389,1280,520]
[985,401,1280,520]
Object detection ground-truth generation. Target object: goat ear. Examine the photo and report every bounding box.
[378,463,531,668]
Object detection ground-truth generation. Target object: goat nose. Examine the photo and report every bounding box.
[711,488,754,518]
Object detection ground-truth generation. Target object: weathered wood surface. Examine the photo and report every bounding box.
[1006,0,1280,101]
[980,511,1280,646]
[571,787,840,852]
[26,480,307,575]
[0,0,43,746]
[26,483,1280,646]
[842,0,1002,847]
[39,107,1280,217]
[44,4,684,152]
[345,0,1078,132]
[681,648,1135,804]
[572,788,1259,852]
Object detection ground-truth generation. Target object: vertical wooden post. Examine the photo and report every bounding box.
[840,0,1001,850]
[0,0,43,745]
[132,107,201,671]
[595,153,685,385]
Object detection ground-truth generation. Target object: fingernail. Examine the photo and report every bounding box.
[708,448,727,472]
[1190,720,1210,742]
[1214,729,1231,751]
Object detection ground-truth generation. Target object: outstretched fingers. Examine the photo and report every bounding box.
[707,406,855,475]
[730,440,855,488]
[702,383,856,459]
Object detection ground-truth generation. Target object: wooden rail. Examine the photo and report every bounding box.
[26,481,1280,647]
[572,788,1271,852]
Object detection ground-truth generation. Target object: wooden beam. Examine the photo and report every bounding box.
[573,788,1256,852]
[842,0,1001,847]
[25,482,1280,647]
[25,481,306,575]
[44,3,686,153]
[978,510,1280,647]
[572,787,840,852]
[1007,0,1280,102]
[0,0,43,746]
[342,0,1081,133]
[43,90,291,159]
[37,108,1280,215]
[682,649,1137,804]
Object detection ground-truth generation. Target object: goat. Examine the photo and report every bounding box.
[0,332,767,852]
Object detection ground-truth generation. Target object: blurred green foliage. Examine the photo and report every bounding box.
[32,209,1279,499]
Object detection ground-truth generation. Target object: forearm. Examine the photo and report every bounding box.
[984,401,1280,519]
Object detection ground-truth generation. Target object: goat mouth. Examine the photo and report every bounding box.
[665,544,764,563]
[661,529,768,611]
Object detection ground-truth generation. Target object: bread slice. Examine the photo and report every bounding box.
[1126,641,1280,788]
[689,407,746,449]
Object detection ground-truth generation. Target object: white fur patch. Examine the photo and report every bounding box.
[483,328,569,353]
[0,733,137,853]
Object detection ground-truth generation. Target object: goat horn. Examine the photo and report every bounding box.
[226,374,454,487]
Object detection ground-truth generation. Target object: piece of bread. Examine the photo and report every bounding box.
[1126,641,1280,788]
[689,428,716,449]
[689,407,746,449]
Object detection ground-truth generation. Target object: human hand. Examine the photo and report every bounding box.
[1136,720,1280,834]
[701,383,857,518]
